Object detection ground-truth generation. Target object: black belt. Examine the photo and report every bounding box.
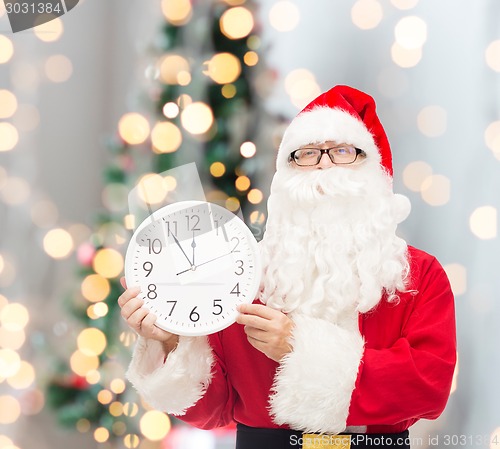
[236,424,411,449]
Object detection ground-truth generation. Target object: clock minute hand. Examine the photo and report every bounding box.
[171,233,193,267]
[176,250,233,276]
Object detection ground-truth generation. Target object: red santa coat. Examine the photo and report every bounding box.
[127,246,456,435]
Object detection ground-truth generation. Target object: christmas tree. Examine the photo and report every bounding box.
[46,0,274,446]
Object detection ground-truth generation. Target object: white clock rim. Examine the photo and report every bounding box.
[124,200,262,337]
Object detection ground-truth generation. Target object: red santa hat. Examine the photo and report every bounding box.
[276,85,393,177]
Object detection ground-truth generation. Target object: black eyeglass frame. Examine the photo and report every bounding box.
[288,147,367,167]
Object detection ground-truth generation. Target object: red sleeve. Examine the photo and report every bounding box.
[177,333,236,430]
[347,254,457,428]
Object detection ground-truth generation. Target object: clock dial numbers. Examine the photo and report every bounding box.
[164,204,212,243]
[125,201,261,336]
[230,236,240,253]
[147,238,163,254]
[147,284,157,299]
[214,220,229,242]
[166,300,177,316]
[230,282,241,297]
[133,216,164,247]
[143,262,153,277]
[235,260,244,276]
[165,220,178,238]
[212,299,223,316]
[189,306,200,322]
[131,224,176,288]
[185,214,200,232]
[162,204,218,277]
[150,285,243,329]
[170,209,237,284]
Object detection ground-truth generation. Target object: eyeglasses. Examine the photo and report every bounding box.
[289,145,366,167]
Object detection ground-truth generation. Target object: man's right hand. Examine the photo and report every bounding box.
[118,277,180,354]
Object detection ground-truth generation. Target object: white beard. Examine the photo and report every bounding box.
[259,163,411,325]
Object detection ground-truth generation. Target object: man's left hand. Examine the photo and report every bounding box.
[236,303,293,362]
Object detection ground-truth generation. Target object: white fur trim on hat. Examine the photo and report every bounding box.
[277,107,380,170]
[126,336,214,415]
[269,314,364,433]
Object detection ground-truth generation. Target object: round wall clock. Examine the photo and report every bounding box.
[124,200,261,336]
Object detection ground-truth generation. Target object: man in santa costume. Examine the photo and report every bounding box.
[119,85,457,448]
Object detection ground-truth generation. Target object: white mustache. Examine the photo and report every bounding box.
[273,166,383,205]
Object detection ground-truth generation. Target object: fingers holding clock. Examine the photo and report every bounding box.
[236,304,268,333]
[130,310,163,340]
[236,303,294,362]
[139,313,160,336]
[118,286,148,332]
[119,292,145,326]
[124,303,149,332]
[122,305,170,342]
[117,285,140,308]
[140,313,178,346]
[118,285,178,347]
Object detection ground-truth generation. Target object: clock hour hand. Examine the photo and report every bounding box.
[171,233,193,267]
[191,230,196,266]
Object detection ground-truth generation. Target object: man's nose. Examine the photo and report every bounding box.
[316,152,334,169]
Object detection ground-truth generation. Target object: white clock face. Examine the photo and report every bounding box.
[124,201,262,336]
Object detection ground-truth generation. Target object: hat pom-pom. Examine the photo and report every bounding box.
[392,193,411,224]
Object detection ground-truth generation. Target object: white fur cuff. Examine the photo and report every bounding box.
[126,336,214,415]
[269,315,364,433]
